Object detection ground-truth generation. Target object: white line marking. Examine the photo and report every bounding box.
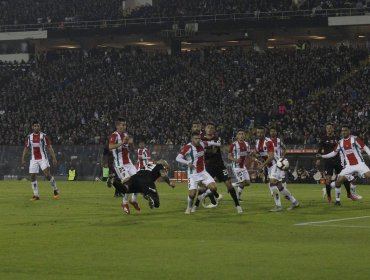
[295,216,370,226]
[306,224,370,229]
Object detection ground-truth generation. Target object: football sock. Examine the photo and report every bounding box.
[187,196,194,208]
[122,194,129,204]
[209,194,217,205]
[49,176,58,191]
[270,185,281,207]
[237,186,244,199]
[31,180,39,197]
[343,181,351,196]
[131,193,138,202]
[280,187,297,204]
[213,191,220,199]
[228,187,240,206]
[335,187,341,202]
[326,184,332,197]
[232,182,239,188]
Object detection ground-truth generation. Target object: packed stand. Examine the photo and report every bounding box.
[0,46,369,146]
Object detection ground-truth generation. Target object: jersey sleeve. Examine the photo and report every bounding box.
[333,143,339,152]
[24,136,30,148]
[228,143,235,154]
[109,133,117,144]
[355,137,365,149]
[179,145,191,156]
[44,135,51,146]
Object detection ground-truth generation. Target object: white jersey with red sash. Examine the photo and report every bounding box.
[25,132,50,160]
[109,131,131,167]
[271,137,284,159]
[229,141,250,168]
[336,136,365,166]
[137,147,151,169]
[255,137,276,167]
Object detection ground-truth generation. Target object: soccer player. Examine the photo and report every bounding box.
[137,140,151,170]
[255,126,299,211]
[112,160,175,211]
[109,118,139,214]
[21,121,59,200]
[228,129,251,201]
[176,132,241,214]
[201,122,242,212]
[316,123,358,202]
[317,125,370,205]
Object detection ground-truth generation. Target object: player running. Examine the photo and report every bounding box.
[137,140,151,170]
[21,121,59,201]
[317,125,370,205]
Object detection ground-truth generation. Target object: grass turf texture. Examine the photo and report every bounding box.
[0,181,369,280]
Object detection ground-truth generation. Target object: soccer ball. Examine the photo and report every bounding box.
[276,158,289,171]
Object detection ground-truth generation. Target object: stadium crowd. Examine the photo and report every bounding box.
[0,0,367,25]
[0,46,369,146]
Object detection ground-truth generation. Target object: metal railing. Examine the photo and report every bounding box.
[0,7,369,32]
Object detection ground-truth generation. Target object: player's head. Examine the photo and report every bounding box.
[256,126,266,139]
[326,123,334,136]
[157,159,169,170]
[191,120,202,133]
[269,127,277,138]
[32,121,40,133]
[115,118,127,132]
[236,129,246,141]
[205,122,215,136]
[341,125,351,138]
[191,132,201,146]
[138,141,145,149]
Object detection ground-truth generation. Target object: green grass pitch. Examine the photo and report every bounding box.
[0,181,369,280]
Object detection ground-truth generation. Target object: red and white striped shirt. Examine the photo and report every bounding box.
[335,136,366,166]
[137,147,151,169]
[25,132,50,160]
[109,131,131,166]
[255,137,276,166]
[271,137,284,159]
[229,141,250,168]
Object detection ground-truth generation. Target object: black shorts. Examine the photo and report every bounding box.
[205,165,230,182]
[324,160,342,176]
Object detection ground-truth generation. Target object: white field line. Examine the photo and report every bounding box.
[295,216,370,226]
[301,224,370,229]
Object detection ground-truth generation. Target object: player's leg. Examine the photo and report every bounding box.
[324,163,333,202]
[348,175,362,199]
[185,176,197,214]
[269,178,282,211]
[41,162,59,198]
[29,160,40,200]
[278,176,299,210]
[334,175,347,206]
[114,166,131,214]
[143,183,160,209]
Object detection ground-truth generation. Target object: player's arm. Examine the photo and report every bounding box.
[202,138,221,147]
[176,146,193,169]
[316,150,338,159]
[356,137,370,156]
[227,144,240,163]
[259,141,274,169]
[108,134,128,150]
[21,146,28,166]
[159,168,175,188]
[47,145,58,165]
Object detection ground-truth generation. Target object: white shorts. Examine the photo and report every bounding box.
[269,164,286,182]
[188,171,215,191]
[339,162,370,177]
[114,163,137,181]
[29,159,50,174]
[232,167,250,183]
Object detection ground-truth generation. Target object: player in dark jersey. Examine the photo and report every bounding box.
[316,123,355,202]
[112,160,175,213]
[200,122,242,212]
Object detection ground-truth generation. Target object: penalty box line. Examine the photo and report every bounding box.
[295,216,370,226]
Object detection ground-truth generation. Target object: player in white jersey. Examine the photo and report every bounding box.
[109,118,139,214]
[137,141,151,170]
[317,125,370,205]
[21,121,59,201]
[176,132,241,214]
[228,129,251,201]
[255,126,299,211]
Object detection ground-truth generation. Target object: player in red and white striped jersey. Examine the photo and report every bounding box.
[21,121,59,201]
[318,125,370,205]
[176,132,222,214]
[109,118,139,214]
[228,129,251,201]
[137,141,151,170]
[255,126,299,211]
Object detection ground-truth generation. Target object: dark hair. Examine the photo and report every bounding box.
[192,120,201,125]
[342,124,350,129]
[32,121,39,126]
[269,126,277,131]
[237,128,245,133]
[326,122,334,127]
[256,126,265,130]
[115,118,126,125]
[205,122,215,127]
